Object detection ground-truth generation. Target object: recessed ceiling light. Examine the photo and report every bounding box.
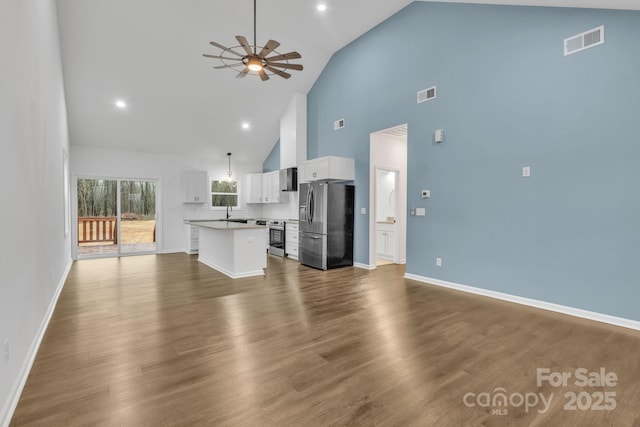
[242,122,250,130]
[115,100,126,109]
[317,4,327,12]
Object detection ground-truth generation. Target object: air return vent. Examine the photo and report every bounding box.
[334,118,345,130]
[564,25,604,56]
[417,86,436,103]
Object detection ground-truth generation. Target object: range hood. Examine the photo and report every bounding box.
[280,167,297,192]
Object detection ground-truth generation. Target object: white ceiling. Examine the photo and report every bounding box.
[56,0,640,164]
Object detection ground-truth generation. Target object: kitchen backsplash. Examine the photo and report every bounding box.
[182,191,298,221]
[262,191,299,220]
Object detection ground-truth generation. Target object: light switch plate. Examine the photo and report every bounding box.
[416,208,426,216]
[522,166,531,177]
[436,257,442,267]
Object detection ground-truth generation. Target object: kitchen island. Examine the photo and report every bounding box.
[187,221,268,278]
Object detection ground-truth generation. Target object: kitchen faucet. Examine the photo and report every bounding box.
[226,205,232,219]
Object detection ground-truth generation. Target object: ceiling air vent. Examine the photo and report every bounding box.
[564,25,604,56]
[334,118,345,130]
[417,86,436,104]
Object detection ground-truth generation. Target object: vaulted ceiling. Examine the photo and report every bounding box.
[56,0,640,164]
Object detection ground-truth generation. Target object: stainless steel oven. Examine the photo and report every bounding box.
[268,220,285,257]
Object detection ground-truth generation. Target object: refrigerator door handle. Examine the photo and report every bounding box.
[305,186,311,223]
[309,187,314,224]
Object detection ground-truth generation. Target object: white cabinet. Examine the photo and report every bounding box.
[261,171,277,203]
[186,225,199,254]
[285,222,299,259]
[183,170,208,203]
[243,171,289,204]
[376,223,396,260]
[300,156,354,182]
[244,173,263,204]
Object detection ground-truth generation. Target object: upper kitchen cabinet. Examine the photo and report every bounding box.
[300,156,354,182]
[183,170,208,203]
[262,170,288,204]
[244,173,263,204]
[244,171,289,204]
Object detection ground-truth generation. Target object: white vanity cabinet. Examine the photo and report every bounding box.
[376,223,396,261]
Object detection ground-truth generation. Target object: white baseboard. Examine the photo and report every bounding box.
[404,273,640,332]
[354,262,376,270]
[198,257,265,279]
[1,258,73,427]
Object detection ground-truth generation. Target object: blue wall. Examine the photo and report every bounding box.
[307,2,640,321]
[263,140,280,172]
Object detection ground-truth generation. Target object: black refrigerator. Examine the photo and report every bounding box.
[299,182,354,270]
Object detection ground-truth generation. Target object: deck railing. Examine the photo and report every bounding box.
[78,216,117,244]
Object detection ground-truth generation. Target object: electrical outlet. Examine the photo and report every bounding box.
[421,190,430,199]
[360,207,367,215]
[3,339,9,364]
[436,257,442,267]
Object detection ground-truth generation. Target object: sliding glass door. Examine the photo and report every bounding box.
[76,177,157,258]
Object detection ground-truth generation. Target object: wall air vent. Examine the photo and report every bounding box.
[334,118,345,130]
[417,86,436,104]
[564,25,604,56]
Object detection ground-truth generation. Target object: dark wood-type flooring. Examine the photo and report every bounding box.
[10,254,640,426]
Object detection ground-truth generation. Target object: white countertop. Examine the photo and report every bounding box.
[186,220,266,231]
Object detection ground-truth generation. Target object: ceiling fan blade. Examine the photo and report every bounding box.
[258,69,270,81]
[214,64,238,69]
[236,35,254,56]
[202,54,242,61]
[265,51,301,62]
[265,62,303,71]
[209,41,244,57]
[265,66,291,79]
[258,40,280,58]
[236,68,250,78]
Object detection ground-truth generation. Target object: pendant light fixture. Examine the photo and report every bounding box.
[226,152,233,181]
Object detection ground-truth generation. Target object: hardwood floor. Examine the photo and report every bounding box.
[10,254,640,426]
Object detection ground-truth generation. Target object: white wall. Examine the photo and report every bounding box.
[0,0,72,424]
[71,146,263,254]
[370,132,408,265]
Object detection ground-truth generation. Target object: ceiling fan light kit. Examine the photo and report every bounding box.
[203,0,303,81]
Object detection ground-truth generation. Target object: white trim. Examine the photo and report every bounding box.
[198,257,265,279]
[1,259,73,427]
[404,273,640,332]
[354,262,376,270]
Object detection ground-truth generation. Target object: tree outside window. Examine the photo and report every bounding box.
[211,180,238,207]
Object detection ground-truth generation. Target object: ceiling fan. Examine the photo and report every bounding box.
[203,0,303,81]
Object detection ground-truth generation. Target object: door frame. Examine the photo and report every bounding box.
[72,175,162,260]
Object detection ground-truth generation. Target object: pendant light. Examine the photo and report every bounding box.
[226,152,233,181]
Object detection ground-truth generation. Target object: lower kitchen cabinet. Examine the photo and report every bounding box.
[186,225,199,254]
[285,222,299,259]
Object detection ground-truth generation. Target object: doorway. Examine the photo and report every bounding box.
[75,177,158,258]
[369,124,408,268]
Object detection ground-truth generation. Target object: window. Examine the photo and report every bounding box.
[211,179,238,207]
